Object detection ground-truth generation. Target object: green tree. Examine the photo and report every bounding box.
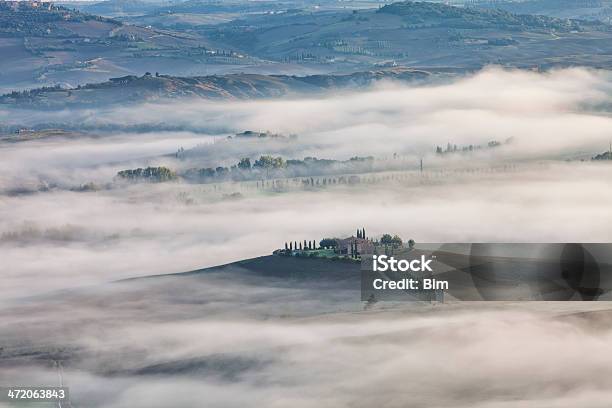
[237,157,251,170]
[380,234,393,245]
[380,234,403,247]
[319,238,338,249]
[117,166,177,183]
[253,155,286,169]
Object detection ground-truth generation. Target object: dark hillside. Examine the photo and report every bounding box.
[0,68,432,109]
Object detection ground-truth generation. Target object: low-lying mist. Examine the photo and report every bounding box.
[2,283,612,408]
[3,66,612,408]
[1,162,612,299]
[1,68,612,298]
[2,67,612,190]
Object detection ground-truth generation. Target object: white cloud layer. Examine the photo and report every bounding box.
[2,68,612,408]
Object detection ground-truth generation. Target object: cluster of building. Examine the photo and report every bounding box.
[335,228,375,257]
[279,228,379,259]
[1,1,54,12]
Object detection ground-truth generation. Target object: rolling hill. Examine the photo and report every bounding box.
[76,0,168,18]
[200,0,612,70]
[0,67,433,109]
[0,1,247,93]
[4,0,612,95]
[473,0,612,22]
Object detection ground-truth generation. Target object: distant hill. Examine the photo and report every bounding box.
[0,68,433,109]
[0,1,122,37]
[4,0,612,94]
[473,0,612,21]
[378,1,588,30]
[151,0,283,15]
[78,0,166,17]
[0,1,237,93]
[205,0,612,70]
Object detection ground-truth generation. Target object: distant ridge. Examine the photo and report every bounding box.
[377,1,596,31]
[473,0,604,17]
[0,68,434,109]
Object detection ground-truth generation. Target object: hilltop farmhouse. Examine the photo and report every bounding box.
[336,228,374,256]
[277,228,405,260]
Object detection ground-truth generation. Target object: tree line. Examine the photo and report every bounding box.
[116,167,177,182]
